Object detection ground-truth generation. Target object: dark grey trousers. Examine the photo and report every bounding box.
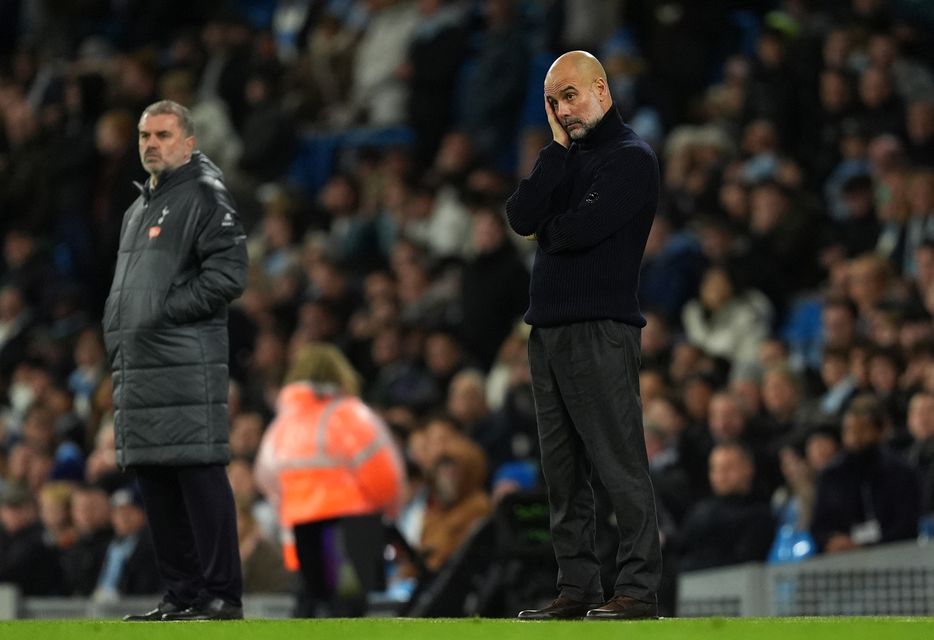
[528,319,661,603]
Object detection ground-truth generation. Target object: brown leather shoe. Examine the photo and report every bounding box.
[585,595,658,620]
[518,596,603,620]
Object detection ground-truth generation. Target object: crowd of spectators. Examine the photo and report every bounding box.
[2,0,934,616]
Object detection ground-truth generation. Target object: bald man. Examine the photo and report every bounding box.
[507,51,661,620]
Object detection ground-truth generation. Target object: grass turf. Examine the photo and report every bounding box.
[2,617,934,640]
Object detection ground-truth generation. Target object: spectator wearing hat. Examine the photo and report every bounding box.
[93,486,160,601]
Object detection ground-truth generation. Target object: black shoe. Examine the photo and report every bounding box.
[161,597,244,621]
[123,600,186,622]
[518,596,603,620]
[585,595,658,620]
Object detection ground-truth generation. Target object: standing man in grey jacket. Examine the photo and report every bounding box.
[103,100,248,621]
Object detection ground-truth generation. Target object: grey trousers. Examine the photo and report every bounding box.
[528,319,661,603]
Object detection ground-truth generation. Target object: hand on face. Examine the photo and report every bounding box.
[544,96,571,149]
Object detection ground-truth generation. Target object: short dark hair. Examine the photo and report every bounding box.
[823,294,859,318]
[822,345,851,362]
[712,440,756,467]
[844,394,887,431]
[140,100,195,138]
[868,345,904,371]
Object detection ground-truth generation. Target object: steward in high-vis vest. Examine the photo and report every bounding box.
[255,343,404,616]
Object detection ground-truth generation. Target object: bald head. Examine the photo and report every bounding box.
[546,51,608,87]
[544,51,612,141]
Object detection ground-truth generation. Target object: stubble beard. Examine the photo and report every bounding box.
[567,115,597,141]
[142,157,167,185]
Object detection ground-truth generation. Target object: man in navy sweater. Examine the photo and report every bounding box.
[508,51,661,620]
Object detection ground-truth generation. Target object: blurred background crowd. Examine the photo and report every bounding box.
[1,0,934,618]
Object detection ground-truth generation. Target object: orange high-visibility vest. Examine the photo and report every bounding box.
[255,383,405,569]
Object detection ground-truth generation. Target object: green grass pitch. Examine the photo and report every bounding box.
[2,617,933,640]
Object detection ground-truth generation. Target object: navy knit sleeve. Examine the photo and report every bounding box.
[536,145,656,254]
[505,142,568,237]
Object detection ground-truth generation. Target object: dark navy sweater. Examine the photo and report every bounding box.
[505,106,659,328]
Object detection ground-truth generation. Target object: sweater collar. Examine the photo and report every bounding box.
[576,104,625,150]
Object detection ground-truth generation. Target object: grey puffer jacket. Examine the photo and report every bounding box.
[103,152,247,468]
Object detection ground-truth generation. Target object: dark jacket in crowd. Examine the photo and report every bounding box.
[649,451,698,527]
[677,493,775,572]
[406,7,469,165]
[811,446,922,551]
[0,522,65,596]
[458,242,529,369]
[60,527,113,596]
[238,100,296,183]
[908,438,934,513]
[458,19,529,161]
[102,152,248,467]
[505,106,658,328]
